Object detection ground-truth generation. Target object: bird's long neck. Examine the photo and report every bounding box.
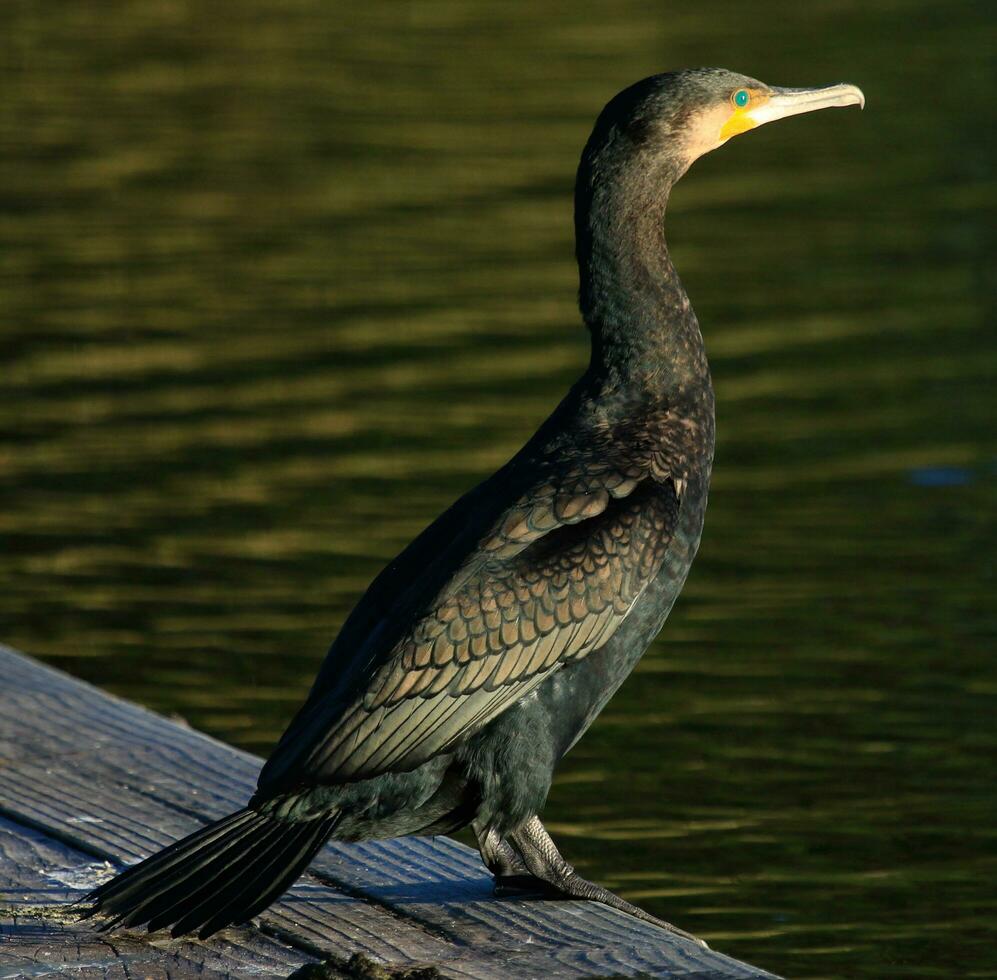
[575,152,710,401]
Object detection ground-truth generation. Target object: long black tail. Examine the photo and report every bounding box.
[82,807,339,938]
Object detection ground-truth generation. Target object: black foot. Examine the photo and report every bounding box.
[492,872,561,899]
[505,816,709,949]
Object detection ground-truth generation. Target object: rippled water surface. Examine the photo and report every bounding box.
[2,2,995,977]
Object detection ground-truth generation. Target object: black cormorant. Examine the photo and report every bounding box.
[84,68,864,943]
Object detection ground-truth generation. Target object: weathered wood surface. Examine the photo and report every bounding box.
[0,644,779,979]
[0,814,316,980]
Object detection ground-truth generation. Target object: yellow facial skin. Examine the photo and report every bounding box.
[684,82,864,164]
[719,89,770,142]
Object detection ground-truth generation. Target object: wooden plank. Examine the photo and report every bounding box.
[0,815,326,979]
[0,644,779,979]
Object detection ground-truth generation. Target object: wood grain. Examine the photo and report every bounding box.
[0,815,324,979]
[0,643,778,979]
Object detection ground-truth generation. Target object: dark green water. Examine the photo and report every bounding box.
[2,2,995,977]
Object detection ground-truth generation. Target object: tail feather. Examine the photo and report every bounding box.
[193,821,325,939]
[89,808,259,916]
[141,817,287,933]
[167,819,303,938]
[83,807,338,938]
[102,810,269,928]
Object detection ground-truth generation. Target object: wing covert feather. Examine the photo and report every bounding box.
[269,463,679,785]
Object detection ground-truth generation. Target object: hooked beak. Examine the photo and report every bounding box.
[751,83,865,126]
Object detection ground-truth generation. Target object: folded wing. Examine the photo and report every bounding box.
[263,459,679,786]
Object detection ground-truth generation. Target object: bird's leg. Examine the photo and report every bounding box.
[506,815,707,948]
[474,822,550,896]
[474,823,527,878]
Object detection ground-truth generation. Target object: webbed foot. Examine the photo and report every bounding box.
[504,815,708,949]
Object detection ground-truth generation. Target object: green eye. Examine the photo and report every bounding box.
[733,89,750,108]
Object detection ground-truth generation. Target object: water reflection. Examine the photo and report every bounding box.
[2,1,994,977]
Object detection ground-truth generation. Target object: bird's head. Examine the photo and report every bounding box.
[580,67,865,186]
[575,68,864,338]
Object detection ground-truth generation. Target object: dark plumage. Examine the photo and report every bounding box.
[83,68,863,943]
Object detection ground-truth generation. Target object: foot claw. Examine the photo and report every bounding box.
[558,872,706,946]
[503,817,708,949]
